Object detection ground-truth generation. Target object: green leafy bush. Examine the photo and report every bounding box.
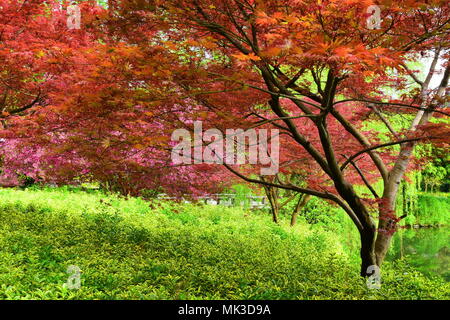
[0,187,447,300]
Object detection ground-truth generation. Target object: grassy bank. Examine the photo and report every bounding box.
[0,187,448,300]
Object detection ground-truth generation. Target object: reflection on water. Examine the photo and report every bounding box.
[386,227,449,281]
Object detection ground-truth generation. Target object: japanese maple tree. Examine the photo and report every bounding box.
[103,0,449,275]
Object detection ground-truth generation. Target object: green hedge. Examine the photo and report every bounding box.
[0,187,447,300]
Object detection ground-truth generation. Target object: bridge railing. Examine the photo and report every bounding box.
[157,193,270,209]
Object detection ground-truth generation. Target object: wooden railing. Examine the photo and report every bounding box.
[157,193,270,209]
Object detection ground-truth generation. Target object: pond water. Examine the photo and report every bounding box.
[386,227,449,281]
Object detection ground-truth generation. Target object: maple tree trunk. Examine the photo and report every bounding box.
[271,204,279,224]
[374,196,397,266]
[267,190,279,224]
[261,178,280,224]
[290,194,311,227]
[374,144,410,266]
[359,226,377,277]
[375,232,393,266]
[345,195,378,276]
[335,183,379,276]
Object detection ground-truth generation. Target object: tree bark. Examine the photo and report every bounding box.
[375,231,393,266]
[374,199,396,266]
[290,194,311,226]
[359,225,377,277]
[263,182,279,223]
[271,203,279,223]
